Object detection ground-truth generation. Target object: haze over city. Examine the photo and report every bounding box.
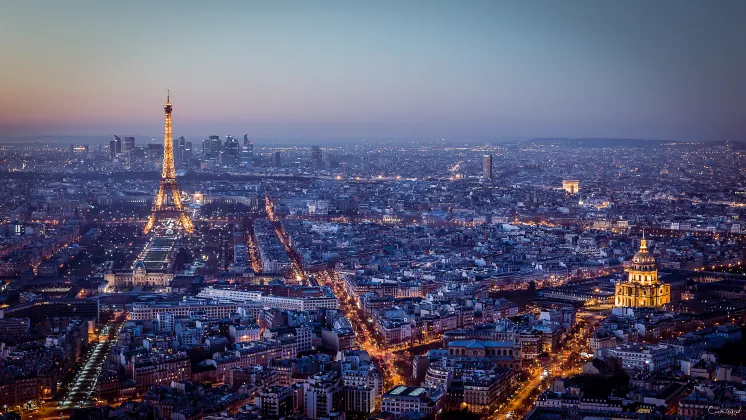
[2,0,745,141]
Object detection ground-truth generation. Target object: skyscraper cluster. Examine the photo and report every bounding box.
[110,135,136,162]
[200,134,255,168]
[176,136,192,167]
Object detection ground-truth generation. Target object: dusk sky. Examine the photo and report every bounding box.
[1,0,745,141]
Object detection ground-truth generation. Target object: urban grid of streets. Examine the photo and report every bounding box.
[31,201,743,419]
[23,315,126,420]
[256,193,608,416]
[319,270,407,389]
[23,192,610,418]
[39,195,609,419]
[269,191,422,389]
[314,267,605,418]
[496,311,602,419]
[61,316,125,410]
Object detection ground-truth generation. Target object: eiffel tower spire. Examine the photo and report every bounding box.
[144,92,194,234]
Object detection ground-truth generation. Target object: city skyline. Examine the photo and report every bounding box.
[1,0,745,141]
[1,104,746,418]
[3,2,746,418]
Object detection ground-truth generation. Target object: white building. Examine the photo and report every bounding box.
[130,302,239,321]
[196,286,339,311]
[601,344,675,373]
[303,373,342,419]
[381,386,444,418]
[156,312,174,333]
[229,324,261,343]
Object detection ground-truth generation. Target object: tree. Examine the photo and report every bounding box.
[527,280,537,294]
[440,409,481,420]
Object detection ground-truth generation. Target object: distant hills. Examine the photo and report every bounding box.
[511,137,746,149]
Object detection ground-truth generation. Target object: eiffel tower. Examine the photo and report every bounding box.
[144,92,194,234]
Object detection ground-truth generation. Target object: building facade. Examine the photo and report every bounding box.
[615,237,670,308]
[381,386,444,418]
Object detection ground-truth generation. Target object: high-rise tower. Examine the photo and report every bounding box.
[311,145,323,170]
[225,135,240,167]
[110,135,122,160]
[177,136,186,164]
[144,92,194,234]
[241,134,254,167]
[482,154,493,180]
[122,136,136,153]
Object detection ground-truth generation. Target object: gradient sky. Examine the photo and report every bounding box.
[1,0,745,141]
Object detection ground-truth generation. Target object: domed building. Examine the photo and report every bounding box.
[103,259,175,289]
[101,237,179,292]
[615,237,670,308]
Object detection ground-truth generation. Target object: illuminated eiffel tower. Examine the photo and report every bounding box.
[144,91,194,234]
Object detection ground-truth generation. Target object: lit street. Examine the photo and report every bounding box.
[493,311,603,419]
[59,316,125,412]
[318,270,411,389]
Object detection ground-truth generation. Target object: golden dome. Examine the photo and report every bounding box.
[631,238,656,270]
